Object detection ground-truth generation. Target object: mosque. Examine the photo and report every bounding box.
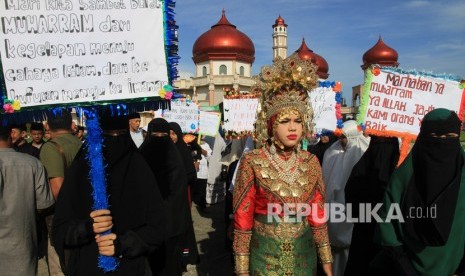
[173,10,400,118]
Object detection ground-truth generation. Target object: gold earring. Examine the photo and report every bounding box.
[270,138,276,155]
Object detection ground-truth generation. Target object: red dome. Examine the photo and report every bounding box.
[273,15,287,27]
[362,36,399,69]
[295,38,316,62]
[291,38,329,79]
[192,10,255,64]
[314,53,329,79]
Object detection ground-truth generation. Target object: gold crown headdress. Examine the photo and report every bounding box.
[251,55,318,147]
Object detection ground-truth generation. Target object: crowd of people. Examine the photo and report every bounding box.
[0,109,232,276]
[1,69,465,275]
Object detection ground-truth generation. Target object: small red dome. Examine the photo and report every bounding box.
[192,10,255,64]
[273,15,287,27]
[362,36,399,69]
[291,38,329,79]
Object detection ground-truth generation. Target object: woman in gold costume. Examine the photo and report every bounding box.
[232,56,333,275]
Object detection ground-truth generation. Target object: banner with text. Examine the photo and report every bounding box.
[308,86,337,134]
[162,100,199,133]
[0,0,168,108]
[199,111,221,137]
[358,67,465,136]
[223,97,259,135]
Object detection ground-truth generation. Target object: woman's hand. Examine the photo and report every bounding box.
[95,233,117,256]
[322,263,332,276]
[90,209,113,234]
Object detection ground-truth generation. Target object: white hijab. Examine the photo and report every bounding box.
[322,120,370,247]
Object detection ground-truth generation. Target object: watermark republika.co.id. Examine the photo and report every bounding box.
[266,203,438,224]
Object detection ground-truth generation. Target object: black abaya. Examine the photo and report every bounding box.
[168,122,200,267]
[140,118,190,275]
[344,136,399,276]
[52,135,166,276]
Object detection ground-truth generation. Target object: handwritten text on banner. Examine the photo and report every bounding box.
[308,86,337,134]
[223,98,259,132]
[0,0,168,108]
[362,70,464,135]
[162,100,199,133]
[199,111,221,137]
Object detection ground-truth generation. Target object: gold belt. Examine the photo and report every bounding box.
[253,218,308,239]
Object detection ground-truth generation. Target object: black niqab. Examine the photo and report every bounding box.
[345,136,400,206]
[140,118,188,238]
[402,109,463,246]
[169,122,197,185]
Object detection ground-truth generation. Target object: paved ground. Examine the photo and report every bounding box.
[39,201,234,276]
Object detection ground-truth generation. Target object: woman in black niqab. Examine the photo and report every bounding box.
[169,122,197,187]
[402,108,463,246]
[140,118,189,275]
[168,122,200,268]
[52,114,166,276]
[344,136,400,275]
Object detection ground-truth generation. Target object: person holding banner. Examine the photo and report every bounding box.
[372,108,465,276]
[232,56,332,275]
[52,112,166,275]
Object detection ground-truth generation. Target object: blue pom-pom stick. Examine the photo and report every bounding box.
[85,111,119,272]
[163,0,179,84]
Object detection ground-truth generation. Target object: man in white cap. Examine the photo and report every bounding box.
[128,112,145,148]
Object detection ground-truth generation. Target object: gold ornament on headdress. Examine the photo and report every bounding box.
[252,55,319,148]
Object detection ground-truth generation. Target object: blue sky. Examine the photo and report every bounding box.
[174,0,465,103]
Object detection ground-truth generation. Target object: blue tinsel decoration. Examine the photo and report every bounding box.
[0,100,170,125]
[84,110,119,272]
[0,58,6,110]
[163,0,180,84]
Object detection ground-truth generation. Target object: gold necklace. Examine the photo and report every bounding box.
[264,149,300,185]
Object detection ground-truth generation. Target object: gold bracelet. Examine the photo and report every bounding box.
[235,253,250,274]
[318,244,333,264]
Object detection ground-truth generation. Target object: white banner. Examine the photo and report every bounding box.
[162,100,199,133]
[0,0,168,108]
[361,69,464,135]
[199,111,220,137]
[223,98,259,132]
[308,86,337,134]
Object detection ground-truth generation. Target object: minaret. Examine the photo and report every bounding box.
[272,15,287,61]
